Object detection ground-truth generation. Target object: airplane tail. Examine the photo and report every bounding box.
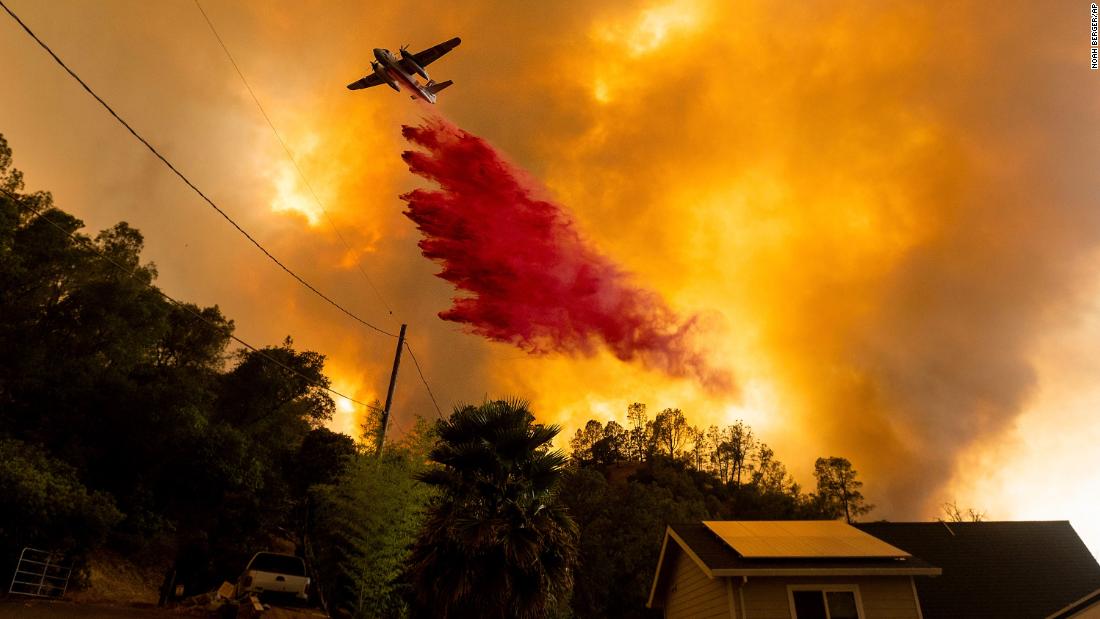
[425,79,453,95]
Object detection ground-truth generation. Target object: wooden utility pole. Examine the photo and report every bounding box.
[375,323,407,456]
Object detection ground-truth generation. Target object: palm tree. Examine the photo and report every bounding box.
[404,399,578,619]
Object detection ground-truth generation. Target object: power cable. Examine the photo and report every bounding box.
[191,2,452,421]
[0,0,397,339]
[191,0,396,318]
[2,187,383,415]
[404,341,444,419]
[4,0,449,425]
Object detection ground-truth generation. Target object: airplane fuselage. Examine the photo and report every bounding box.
[348,37,459,103]
[373,48,439,103]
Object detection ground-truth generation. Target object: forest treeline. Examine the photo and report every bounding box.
[0,134,357,594]
[0,135,873,618]
[556,405,872,617]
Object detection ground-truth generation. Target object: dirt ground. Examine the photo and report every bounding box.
[0,598,215,618]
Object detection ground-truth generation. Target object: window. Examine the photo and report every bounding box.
[248,553,307,576]
[788,586,862,619]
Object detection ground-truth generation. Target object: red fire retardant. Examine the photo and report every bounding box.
[400,117,732,392]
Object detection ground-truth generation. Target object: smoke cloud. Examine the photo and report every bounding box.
[400,117,732,392]
[4,0,1100,544]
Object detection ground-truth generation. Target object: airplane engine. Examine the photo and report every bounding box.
[400,49,430,80]
[372,62,400,91]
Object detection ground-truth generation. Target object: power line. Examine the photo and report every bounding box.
[0,0,397,339]
[191,0,396,318]
[2,187,383,415]
[191,1,451,421]
[405,341,444,419]
[4,0,450,425]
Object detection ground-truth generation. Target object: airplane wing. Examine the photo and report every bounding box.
[401,37,461,73]
[347,73,383,90]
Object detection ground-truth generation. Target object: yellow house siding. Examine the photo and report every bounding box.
[737,577,793,619]
[664,549,731,619]
[737,575,920,619]
[856,576,923,619]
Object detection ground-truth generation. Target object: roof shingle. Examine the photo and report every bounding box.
[855,521,1100,619]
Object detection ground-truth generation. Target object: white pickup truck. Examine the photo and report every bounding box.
[235,552,310,604]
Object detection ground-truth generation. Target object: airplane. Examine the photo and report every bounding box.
[346,37,461,104]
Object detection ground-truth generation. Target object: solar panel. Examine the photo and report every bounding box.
[702,520,912,558]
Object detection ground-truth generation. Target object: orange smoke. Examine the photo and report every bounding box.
[3,0,1099,530]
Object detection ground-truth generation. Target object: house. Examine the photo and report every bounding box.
[648,520,1100,619]
[855,521,1100,619]
[647,521,941,618]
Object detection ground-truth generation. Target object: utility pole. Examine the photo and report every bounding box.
[375,323,407,456]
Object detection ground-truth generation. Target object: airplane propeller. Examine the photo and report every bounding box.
[399,46,429,79]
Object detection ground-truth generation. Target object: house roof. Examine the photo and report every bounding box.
[1045,587,1100,619]
[702,520,912,558]
[670,522,939,575]
[647,522,940,608]
[855,521,1100,619]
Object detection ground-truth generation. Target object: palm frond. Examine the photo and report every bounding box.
[404,398,578,618]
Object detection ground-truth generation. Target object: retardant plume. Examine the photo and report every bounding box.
[399,117,732,392]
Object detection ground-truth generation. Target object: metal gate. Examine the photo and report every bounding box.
[8,547,72,598]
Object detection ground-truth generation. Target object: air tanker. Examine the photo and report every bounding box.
[347,37,461,104]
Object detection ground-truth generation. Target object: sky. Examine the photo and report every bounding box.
[2,0,1099,556]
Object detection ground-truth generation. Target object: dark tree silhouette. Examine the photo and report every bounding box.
[625,402,650,461]
[0,134,355,592]
[942,500,986,522]
[591,420,627,465]
[812,456,873,523]
[650,408,689,458]
[569,419,604,465]
[404,399,578,619]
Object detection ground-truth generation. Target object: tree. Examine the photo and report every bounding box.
[0,134,358,594]
[311,419,435,618]
[569,419,604,465]
[625,402,649,461]
[153,302,234,371]
[557,405,868,616]
[404,399,578,619]
[293,428,356,493]
[751,443,795,494]
[726,421,755,488]
[812,457,873,523]
[591,420,626,466]
[0,438,122,555]
[941,501,986,522]
[650,408,689,459]
[685,425,707,470]
[188,340,340,582]
[706,422,756,486]
[216,337,335,430]
[558,461,709,619]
